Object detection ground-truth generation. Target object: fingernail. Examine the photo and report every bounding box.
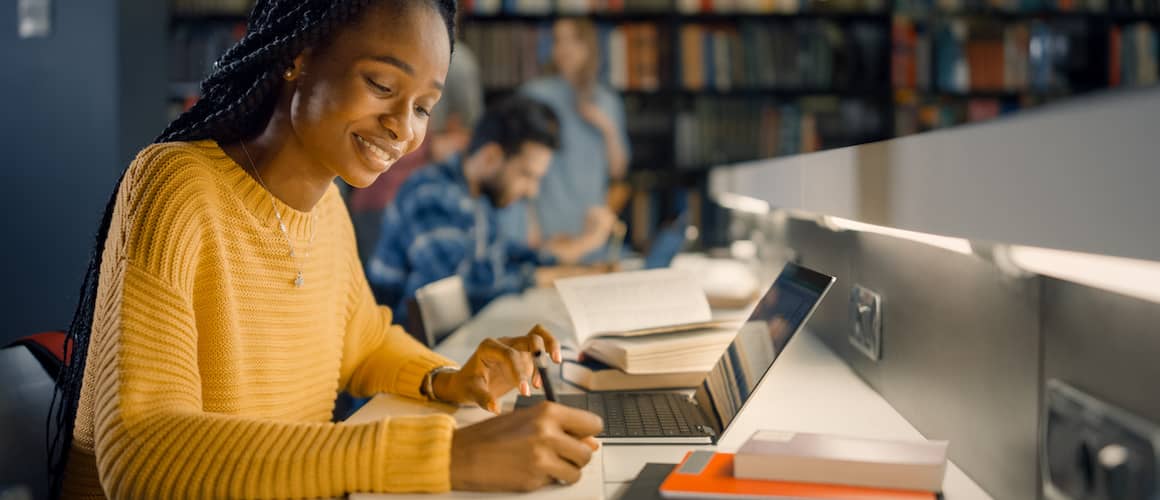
[554,349,562,363]
[520,380,530,395]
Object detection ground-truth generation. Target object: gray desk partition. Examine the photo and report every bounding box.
[710,86,1160,263]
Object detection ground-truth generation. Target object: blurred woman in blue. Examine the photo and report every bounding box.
[499,17,629,262]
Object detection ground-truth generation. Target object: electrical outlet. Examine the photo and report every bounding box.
[848,285,882,362]
[1043,380,1159,500]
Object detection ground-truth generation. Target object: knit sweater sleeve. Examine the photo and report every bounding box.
[341,262,458,400]
[88,145,455,498]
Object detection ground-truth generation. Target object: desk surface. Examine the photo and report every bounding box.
[352,288,994,500]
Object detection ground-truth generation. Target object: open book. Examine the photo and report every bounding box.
[555,269,739,374]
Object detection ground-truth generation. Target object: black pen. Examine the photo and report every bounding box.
[534,350,557,402]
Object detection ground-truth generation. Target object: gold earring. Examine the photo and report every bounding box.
[284,68,294,80]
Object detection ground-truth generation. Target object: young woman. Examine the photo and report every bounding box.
[49,1,601,498]
[499,18,629,259]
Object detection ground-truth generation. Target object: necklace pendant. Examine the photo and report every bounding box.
[294,272,304,288]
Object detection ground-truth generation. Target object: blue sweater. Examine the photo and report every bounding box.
[367,155,553,326]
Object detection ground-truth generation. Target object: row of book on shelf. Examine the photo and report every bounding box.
[170,0,1160,17]
[461,0,887,15]
[463,20,889,92]
[674,97,885,168]
[894,16,1159,93]
[898,0,1160,13]
[1110,22,1160,87]
[892,93,1025,134]
[677,21,889,91]
[897,0,1112,13]
[892,17,1094,93]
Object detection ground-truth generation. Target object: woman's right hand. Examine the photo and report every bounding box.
[450,402,603,492]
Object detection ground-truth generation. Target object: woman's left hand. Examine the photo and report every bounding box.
[435,325,562,413]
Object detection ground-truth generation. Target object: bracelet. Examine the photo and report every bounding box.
[421,366,459,404]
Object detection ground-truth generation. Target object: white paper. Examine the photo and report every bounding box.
[554,269,712,345]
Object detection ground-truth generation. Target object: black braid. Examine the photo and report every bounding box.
[46,1,456,497]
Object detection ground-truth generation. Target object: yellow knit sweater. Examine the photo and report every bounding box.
[62,140,458,499]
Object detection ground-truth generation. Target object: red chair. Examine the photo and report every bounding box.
[1,331,67,500]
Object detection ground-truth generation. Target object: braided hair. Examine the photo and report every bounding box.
[47,1,456,497]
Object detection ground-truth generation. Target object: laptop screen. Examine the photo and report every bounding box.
[692,262,835,435]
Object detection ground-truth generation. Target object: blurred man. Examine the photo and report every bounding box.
[367,97,614,326]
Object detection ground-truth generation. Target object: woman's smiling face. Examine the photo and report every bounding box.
[286,2,451,188]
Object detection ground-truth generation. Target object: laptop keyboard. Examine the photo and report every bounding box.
[516,392,710,438]
[585,393,704,438]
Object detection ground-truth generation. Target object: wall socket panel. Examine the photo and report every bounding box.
[1043,380,1159,500]
[849,285,883,362]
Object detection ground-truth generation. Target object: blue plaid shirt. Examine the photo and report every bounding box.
[367,155,553,326]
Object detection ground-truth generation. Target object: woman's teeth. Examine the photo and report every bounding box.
[356,135,393,163]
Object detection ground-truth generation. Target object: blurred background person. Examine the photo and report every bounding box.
[367,97,610,328]
[499,17,630,263]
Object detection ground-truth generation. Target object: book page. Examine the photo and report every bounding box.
[555,269,712,344]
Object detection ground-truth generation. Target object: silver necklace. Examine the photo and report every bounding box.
[240,142,317,288]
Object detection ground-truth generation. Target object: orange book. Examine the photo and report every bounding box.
[625,25,641,91]
[681,25,705,90]
[659,451,938,500]
[640,24,660,90]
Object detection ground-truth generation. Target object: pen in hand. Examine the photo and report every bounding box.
[533,350,557,403]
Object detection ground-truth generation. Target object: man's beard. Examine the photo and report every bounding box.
[480,177,509,208]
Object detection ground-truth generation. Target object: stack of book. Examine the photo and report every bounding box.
[658,430,948,499]
[555,269,743,392]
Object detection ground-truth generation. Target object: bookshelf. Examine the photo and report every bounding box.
[166,0,1159,246]
[891,0,1160,134]
[462,9,895,171]
[460,2,894,247]
[167,2,250,119]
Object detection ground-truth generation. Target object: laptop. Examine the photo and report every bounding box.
[516,262,836,444]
